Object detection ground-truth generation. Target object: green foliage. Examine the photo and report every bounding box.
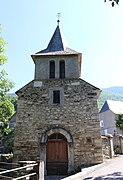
[3,128,15,153]
[0,26,7,65]
[8,95,18,111]
[0,154,13,162]
[0,98,14,122]
[0,70,14,97]
[114,145,120,154]
[104,0,119,6]
[0,25,15,153]
[116,114,123,130]
[0,99,15,153]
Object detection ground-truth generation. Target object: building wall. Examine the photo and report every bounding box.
[34,55,80,80]
[14,78,103,172]
[9,113,16,130]
[100,110,116,135]
[100,110,123,135]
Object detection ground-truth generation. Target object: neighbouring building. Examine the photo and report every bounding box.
[14,20,103,175]
[9,113,16,130]
[99,100,123,135]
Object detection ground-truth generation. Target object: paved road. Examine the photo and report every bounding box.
[45,156,123,180]
[83,155,123,180]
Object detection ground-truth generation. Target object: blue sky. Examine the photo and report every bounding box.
[0,0,123,93]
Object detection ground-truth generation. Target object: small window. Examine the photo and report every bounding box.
[48,133,66,140]
[49,87,64,106]
[86,137,92,143]
[50,61,55,78]
[60,60,65,78]
[100,120,104,127]
[53,90,60,104]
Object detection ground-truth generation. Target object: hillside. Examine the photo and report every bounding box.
[98,86,123,111]
[102,86,123,94]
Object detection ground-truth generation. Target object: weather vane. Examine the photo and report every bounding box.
[57,13,61,25]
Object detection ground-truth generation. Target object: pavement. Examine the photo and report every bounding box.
[82,155,123,180]
[63,155,123,180]
[45,155,123,180]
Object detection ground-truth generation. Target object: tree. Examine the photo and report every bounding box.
[0,26,7,65]
[8,95,18,111]
[116,114,123,130]
[0,25,15,153]
[104,0,119,7]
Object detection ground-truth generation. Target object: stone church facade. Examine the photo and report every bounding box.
[14,22,103,175]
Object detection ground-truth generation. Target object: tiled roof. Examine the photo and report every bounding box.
[33,25,80,56]
[100,100,123,114]
[34,48,79,56]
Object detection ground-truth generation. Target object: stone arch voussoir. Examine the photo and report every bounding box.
[41,127,73,144]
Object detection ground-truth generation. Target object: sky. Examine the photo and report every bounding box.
[0,0,123,93]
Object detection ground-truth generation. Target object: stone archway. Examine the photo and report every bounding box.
[40,128,74,175]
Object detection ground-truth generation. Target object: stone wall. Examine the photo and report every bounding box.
[113,135,123,154]
[101,135,114,159]
[102,137,110,159]
[14,78,103,172]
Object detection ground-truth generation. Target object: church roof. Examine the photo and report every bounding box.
[32,24,80,57]
[100,100,123,114]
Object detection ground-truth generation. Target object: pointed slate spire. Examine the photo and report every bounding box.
[46,25,68,52]
[36,24,69,54]
[32,20,80,57]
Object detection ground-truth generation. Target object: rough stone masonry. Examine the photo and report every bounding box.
[14,23,103,175]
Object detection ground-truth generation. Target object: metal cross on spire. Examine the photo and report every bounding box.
[57,13,61,26]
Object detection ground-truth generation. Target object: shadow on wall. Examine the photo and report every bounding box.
[83,172,123,180]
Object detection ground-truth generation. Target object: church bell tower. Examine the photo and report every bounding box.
[31,21,82,81]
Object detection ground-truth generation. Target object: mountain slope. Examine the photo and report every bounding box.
[98,87,123,111]
[102,86,123,94]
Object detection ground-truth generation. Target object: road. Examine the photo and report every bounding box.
[45,156,123,180]
[83,155,123,180]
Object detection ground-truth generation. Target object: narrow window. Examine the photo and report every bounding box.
[50,61,55,78]
[60,60,65,78]
[100,120,104,127]
[53,90,60,104]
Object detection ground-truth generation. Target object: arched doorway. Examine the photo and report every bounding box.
[46,133,68,175]
[40,128,74,175]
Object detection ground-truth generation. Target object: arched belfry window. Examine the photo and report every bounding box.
[50,61,55,78]
[60,60,65,79]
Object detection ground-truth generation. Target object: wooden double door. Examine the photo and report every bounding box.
[46,133,68,175]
